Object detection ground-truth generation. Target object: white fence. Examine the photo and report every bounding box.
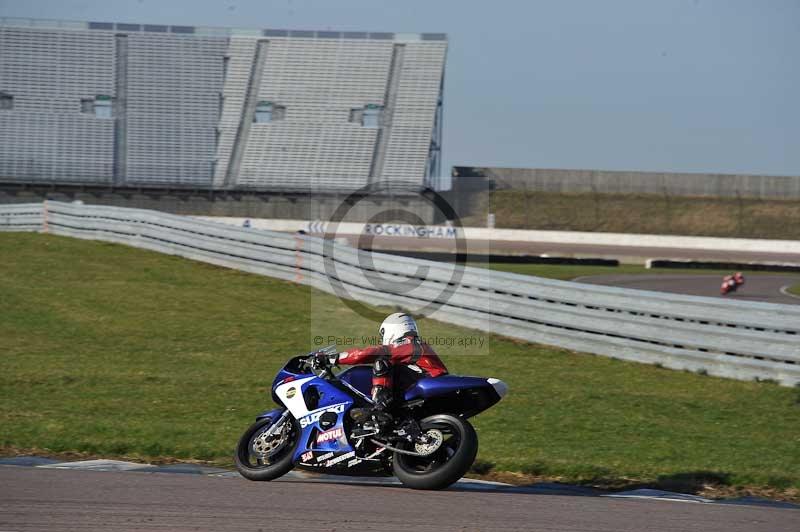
[197,216,800,257]
[3,201,800,386]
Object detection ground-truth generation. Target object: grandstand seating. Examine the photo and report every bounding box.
[0,25,116,182]
[0,18,446,191]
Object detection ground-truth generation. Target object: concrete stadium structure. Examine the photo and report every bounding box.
[0,17,446,192]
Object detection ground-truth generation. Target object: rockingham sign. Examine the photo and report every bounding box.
[305,220,457,238]
[362,223,457,238]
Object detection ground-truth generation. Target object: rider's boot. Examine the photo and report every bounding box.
[350,386,393,438]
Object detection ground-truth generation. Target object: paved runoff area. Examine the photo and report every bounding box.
[0,458,797,532]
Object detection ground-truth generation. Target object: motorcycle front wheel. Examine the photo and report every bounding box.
[234,413,299,481]
[392,414,478,490]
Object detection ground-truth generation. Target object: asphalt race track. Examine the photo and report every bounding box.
[350,235,800,265]
[576,274,800,305]
[1,466,797,532]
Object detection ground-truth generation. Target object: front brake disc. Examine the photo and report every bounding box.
[252,422,288,457]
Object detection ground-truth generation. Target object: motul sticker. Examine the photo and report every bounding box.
[316,427,344,444]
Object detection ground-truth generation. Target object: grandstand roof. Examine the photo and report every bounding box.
[0,17,446,42]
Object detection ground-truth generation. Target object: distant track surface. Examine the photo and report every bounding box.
[576,274,800,305]
[1,467,797,532]
[352,235,800,264]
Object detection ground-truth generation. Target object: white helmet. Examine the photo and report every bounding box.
[379,313,419,345]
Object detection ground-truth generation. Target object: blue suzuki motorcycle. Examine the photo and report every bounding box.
[234,346,508,490]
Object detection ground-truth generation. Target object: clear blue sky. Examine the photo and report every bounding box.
[1,0,798,176]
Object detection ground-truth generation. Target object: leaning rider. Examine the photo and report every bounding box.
[318,313,448,435]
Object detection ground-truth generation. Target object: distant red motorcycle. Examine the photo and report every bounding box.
[720,272,745,295]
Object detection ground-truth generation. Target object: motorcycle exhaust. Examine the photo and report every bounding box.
[369,439,428,457]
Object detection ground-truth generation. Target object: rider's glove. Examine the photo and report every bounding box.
[311,351,339,369]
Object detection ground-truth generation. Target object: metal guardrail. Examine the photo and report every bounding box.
[2,201,799,386]
[0,202,43,232]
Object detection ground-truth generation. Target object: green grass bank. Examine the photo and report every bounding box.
[461,190,800,240]
[1,233,798,498]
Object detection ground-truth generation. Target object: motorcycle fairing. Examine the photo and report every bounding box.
[403,375,506,418]
[298,449,360,468]
[339,366,507,407]
[272,373,356,463]
[340,366,508,418]
[337,365,373,396]
[403,375,497,400]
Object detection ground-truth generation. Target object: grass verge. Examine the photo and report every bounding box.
[786,283,800,297]
[462,189,800,240]
[1,233,798,499]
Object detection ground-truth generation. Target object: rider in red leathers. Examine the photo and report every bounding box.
[721,272,746,295]
[318,313,447,434]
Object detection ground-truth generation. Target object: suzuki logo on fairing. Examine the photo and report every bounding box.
[299,403,347,428]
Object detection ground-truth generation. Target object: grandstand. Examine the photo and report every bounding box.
[0,18,446,192]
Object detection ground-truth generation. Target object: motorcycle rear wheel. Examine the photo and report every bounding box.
[234,414,299,481]
[392,414,478,490]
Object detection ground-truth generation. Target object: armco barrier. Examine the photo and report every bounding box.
[0,203,43,232]
[3,201,800,386]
